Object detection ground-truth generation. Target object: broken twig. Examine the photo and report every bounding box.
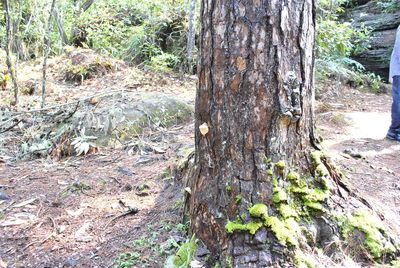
[104,206,139,230]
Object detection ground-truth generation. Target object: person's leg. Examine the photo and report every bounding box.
[388,75,400,139]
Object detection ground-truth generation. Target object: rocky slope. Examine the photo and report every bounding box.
[344,0,400,80]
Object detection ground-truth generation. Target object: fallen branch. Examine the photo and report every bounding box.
[1,201,15,213]
[0,116,20,129]
[104,206,139,230]
[0,119,22,134]
[17,148,48,159]
[22,217,56,250]
[7,89,130,115]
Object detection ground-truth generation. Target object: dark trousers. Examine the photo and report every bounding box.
[390,75,400,132]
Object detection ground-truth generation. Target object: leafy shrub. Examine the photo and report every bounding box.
[149,53,180,72]
[377,0,400,12]
[67,0,190,70]
[165,235,198,268]
[74,2,144,57]
[124,4,188,69]
[315,0,379,89]
[317,20,370,60]
[125,25,162,63]
[59,49,116,84]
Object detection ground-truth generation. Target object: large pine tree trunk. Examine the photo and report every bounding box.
[184,0,399,266]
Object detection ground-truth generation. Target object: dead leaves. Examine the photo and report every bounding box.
[0,198,38,227]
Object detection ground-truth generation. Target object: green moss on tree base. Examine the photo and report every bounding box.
[264,216,300,246]
[337,209,396,258]
[278,204,299,218]
[287,171,301,184]
[275,160,286,169]
[223,151,397,266]
[273,186,288,203]
[225,220,263,235]
[304,201,324,211]
[248,203,269,221]
[294,250,315,268]
[235,194,242,204]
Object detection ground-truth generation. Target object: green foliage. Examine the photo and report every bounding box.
[125,24,162,63]
[377,0,400,12]
[114,252,142,268]
[0,0,194,71]
[149,53,180,72]
[71,130,97,156]
[76,3,140,57]
[114,0,190,70]
[0,72,11,90]
[60,181,92,198]
[316,0,370,60]
[235,194,242,204]
[316,20,369,59]
[294,250,315,268]
[275,160,286,169]
[165,235,198,268]
[337,209,396,258]
[315,0,379,88]
[113,221,189,267]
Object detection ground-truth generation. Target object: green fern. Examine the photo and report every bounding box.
[165,235,198,268]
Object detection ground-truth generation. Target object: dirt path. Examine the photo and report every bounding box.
[1,54,198,268]
[0,123,194,268]
[318,88,400,237]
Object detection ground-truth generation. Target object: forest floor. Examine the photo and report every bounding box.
[0,52,399,267]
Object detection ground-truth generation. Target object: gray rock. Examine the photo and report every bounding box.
[344,1,400,79]
[64,258,78,267]
[344,148,364,159]
[0,192,10,200]
[116,166,135,176]
[134,155,160,166]
[122,184,133,192]
[78,92,194,145]
[50,92,193,151]
[195,247,211,257]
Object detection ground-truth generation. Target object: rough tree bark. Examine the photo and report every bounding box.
[183,0,399,267]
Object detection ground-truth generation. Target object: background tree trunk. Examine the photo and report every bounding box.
[41,0,56,108]
[186,0,197,74]
[184,0,398,266]
[53,5,68,46]
[4,0,19,105]
[11,0,28,61]
[69,0,95,47]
